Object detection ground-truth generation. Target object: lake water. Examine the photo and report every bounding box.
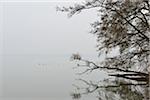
[0,55,107,100]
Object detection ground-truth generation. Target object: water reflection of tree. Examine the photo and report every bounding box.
[71,79,147,100]
[70,56,149,100]
[97,79,146,100]
[77,79,145,100]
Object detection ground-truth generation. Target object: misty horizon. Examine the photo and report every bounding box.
[0,1,106,100]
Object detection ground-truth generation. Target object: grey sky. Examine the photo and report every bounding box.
[1,1,98,56]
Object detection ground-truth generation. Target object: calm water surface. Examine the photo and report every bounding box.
[0,55,106,100]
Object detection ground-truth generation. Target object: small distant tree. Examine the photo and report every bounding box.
[57,0,150,99]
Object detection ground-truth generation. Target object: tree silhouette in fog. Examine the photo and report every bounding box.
[57,0,150,100]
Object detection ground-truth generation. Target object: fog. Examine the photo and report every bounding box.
[0,1,107,100]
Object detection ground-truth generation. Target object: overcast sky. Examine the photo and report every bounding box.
[0,1,98,56]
